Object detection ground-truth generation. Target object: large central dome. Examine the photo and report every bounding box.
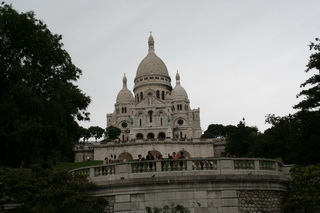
[135,34,170,79]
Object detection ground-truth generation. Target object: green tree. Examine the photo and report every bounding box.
[282,164,320,213]
[255,114,300,163]
[0,168,108,212]
[105,125,121,140]
[77,126,87,143]
[0,4,91,167]
[292,37,320,165]
[294,38,320,111]
[88,126,105,142]
[201,124,237,139]
[82,128,91,142]
[258,38,320,165]
[225,119,259,157]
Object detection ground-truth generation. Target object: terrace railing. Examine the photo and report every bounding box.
[70,158,285,179]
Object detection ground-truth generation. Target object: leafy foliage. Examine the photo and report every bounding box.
[105,125,121,140]
[258,37,320,165]
[0,4,91,167]
[146,203,190,213]
[0,168,108,212]
[294,38,320,111]
[52,160,103,171]
[201,124,237,138]
[224,119,259,157]
[88,126,105,142]
[282,164,320,213]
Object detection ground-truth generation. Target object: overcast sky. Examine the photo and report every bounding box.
[7,0,320,133]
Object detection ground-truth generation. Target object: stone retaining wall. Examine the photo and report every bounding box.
[237,190,284,213]
[70,159,292,213]
[101,189,285,213]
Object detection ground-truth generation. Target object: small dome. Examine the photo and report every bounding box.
[171,71,188,100]
[135,34,170,79]
[116,74,134,103]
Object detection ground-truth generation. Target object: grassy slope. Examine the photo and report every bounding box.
[53,161,103,171]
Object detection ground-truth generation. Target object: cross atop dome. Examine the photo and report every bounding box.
[176,70,180,84]
[122,73,127,88]
[148,32,154,53]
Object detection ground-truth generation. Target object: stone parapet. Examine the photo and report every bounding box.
[70,158,292,213]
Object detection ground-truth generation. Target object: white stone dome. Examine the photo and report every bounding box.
[136,53,169,78]
[116,74,134,103]
[135,34,170,79]
[171,72,188,100]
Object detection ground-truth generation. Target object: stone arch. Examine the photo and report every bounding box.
[135,111,146,117]
[156,110,165,116]
[147,132,155,139]
[149,150,162,158]
[177,150,191,158]
[158,132,166,139]
[118,152,133,161]
[136,133,143,140]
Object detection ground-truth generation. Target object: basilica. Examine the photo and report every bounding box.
[107,34,202,141]
[75,34,225,162]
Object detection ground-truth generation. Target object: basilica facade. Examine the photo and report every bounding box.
[74,34,225,162]
[107,34,202,141]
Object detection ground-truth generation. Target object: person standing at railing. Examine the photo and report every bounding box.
[137,154,145,172]
[158,154,164,170]
[179,152,185,168]
[104,157,109,164]
[172,152,178,169]
[146,151,155,170]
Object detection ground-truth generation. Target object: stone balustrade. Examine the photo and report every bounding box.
[69,158,292,213]
[98,137,226,144]
[73,144,94,150]
[70,158,288,181]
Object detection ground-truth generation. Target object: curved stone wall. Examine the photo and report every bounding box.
[71,158,292,213]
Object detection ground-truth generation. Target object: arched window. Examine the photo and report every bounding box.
[136,133,143,139]
[161,91,165,100]
[159,112,163,126]
[148,93,153,105]
[158,132,166,139]
[139,119,142,127]
[148,111,153,123]
[156,90,160,99]
[147,132,155,139]
[140,92,143,100]
[137,94,139,102]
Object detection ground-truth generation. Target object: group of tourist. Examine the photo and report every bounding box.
[104,154,117,164]
[138,151,185,161]
[136,151,186,170]
[103,151,187,168]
